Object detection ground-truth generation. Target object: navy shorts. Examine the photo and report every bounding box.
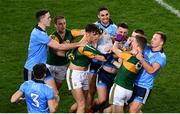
[96,68,116,92]
[128,84,152,104]
[89,60,102,75]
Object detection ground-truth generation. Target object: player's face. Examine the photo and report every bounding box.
[151,33,163,48]
[117,27,128,38]
[130,37,138,50]
[89,32,100,42]
[98,10,110,25]
[41,12,51,27]
[55,18,66,33]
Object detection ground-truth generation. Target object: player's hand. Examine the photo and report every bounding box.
[136,50,143,61]
[15,97,25,104]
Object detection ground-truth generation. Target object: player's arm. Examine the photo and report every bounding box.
[71,29,85,37]
[112,41,123,58]
[112,58,123,68]
[136,52,161,74]
[10,90,23,103]
[48,35,88,51]
[78,46,106,62]
[48,95,60,113]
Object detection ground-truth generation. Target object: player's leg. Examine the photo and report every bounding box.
[109,84,127,113]
[128,85,151,113]
[103,104,112,113]
[71,88,86,112]
[92,85,108,112]
[87,62,101,110]
[129,101,143,113]
[112,105,124,113]
[69,102,77,113]
[54,65,67,90]
[66,69,88,113]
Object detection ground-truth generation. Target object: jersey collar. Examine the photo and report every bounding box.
[98,19,114,28]
[35,25,46,32]
[33,79,45,84]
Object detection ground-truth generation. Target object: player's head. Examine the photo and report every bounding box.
[117,22,129,38]
[54,15,66,33]
[33,63,47,79]
[85,24,103,42]
[131,35,147,52]
[97,6,110,25]
[35,9,51,27]
[151,31,166,48]
[131,29,145,37]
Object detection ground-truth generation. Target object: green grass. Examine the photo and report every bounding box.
[0,0,180,113]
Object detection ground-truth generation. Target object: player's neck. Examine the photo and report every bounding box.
[101,21,109,27]
[57,30,66,39]
[151,46,162,52]
[38,23,46,31]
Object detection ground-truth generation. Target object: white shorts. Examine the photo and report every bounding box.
[66,68,89,91]
[46,64,67,83]
[109,83,133,106]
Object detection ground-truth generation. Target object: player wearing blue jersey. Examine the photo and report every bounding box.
[87,7,117,110]
[129,32,167,113]
[11,63,59,113]
[24,9,88,95]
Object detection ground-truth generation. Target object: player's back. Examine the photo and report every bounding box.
[20,80,54,113]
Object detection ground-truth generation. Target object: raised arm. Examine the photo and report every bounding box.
[48,35,88,51]
[136,52,161,74]
[78,46,106,62]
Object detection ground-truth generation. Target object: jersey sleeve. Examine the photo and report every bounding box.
[19,82,27,93]
[120,52,132,60]
[78,44,101,57]
[154,54,166,68]
[45,86,55,100]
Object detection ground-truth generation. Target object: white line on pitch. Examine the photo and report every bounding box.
[155,0,180,18]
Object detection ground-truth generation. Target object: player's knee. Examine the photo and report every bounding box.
[77,100,86,109]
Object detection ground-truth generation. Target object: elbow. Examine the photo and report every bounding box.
[146,69,155,74]
[10,96,16,103]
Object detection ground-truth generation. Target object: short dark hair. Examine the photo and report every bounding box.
[35,9,49,22]
[155,31,167,44]
[54,15,65,24]
[133,29,145,35]
[33,63,47,79]
[85,24,103,35]
[117,22,128,29]
[98,6,109,14]
[135,35,147,51]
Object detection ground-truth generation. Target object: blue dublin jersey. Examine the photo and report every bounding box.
[94,19,117,37]
[20,80,54,113]
[135,46,166,89]
[24,26,51,71]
